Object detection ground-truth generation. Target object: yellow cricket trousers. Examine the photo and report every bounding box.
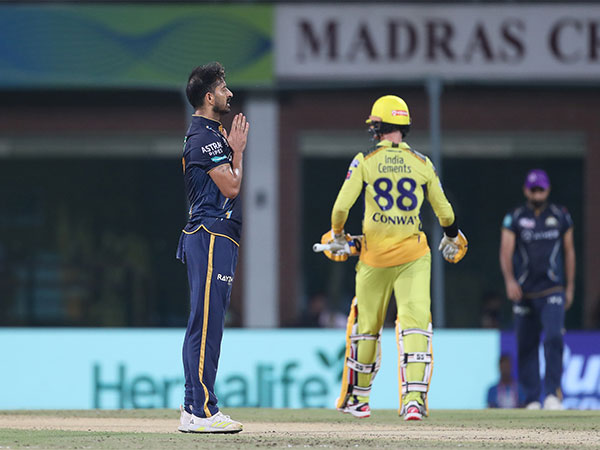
[355,251,431,403]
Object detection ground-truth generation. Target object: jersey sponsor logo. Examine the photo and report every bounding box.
[202,141,224,156]
[350,158,360,168]
[377,163,412,174]
[372,212,419,225]
[391,110,408,116]
[521,228,560,243]
[346,170,352,179]
[502,214,513,228]
[217,274,234,284]
[377,154,412,174]
[519,217,536,229]
[545,216,559,227]
[211,155,228,163]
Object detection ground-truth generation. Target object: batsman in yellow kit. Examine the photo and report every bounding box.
[321,95,467,421]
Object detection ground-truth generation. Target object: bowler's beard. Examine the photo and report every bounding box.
[213,101,231,116]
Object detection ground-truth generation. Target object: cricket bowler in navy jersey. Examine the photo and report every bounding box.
[322,96,467,421]
[500,169,575,410]
[176,62,248,433]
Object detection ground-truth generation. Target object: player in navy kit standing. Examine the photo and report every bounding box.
[500,169,575,410]
[176,62,248,433]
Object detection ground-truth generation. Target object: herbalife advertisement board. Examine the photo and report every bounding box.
[0,328,499,410]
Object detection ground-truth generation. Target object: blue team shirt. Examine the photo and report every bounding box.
[502,203,573,295]
[487,381,524,408]
[182,115,242,242]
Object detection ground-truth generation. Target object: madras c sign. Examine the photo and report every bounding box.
[276,5,600,81]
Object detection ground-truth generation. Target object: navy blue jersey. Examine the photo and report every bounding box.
[182,115,242,242]
[502,203,573,295]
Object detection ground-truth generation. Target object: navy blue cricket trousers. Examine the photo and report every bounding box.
[514,292,565,404]
[177,226,238,417]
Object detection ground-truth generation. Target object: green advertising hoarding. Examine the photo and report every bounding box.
[0,5,272,88]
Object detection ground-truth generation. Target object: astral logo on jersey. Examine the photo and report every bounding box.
[202,141,223,156]
[372,212,419,225]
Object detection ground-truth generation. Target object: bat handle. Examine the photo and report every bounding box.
[312,243,329,253]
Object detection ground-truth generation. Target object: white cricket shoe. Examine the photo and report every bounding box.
[525,401,542,410]
[178,405,192,433]
[543,395,563,410]
[340,400,371,418]
[188,411,243,434]
[402,400,425,421]
[337,396,371,418]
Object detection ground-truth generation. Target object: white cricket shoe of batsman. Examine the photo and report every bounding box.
[402,400,426,421]
[337,396,371,418]
[187,411,243,433]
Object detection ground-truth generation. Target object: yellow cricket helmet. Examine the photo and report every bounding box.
[366,95,411,126]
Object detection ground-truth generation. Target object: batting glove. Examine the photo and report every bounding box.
[438,230,468,263]
[320,229,351,262]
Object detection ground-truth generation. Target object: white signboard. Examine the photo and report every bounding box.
[276,4,600,81]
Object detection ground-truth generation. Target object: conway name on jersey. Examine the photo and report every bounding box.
[181,115,242,243]
[332,140,454,267]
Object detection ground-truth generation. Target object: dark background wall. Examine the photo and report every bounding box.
[280,85,595,329]
[0,85,597,329]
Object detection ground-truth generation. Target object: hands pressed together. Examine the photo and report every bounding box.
[224,113,249,154]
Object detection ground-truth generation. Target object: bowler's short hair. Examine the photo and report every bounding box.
[186,62,226,108]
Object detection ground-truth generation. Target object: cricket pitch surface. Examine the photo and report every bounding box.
[1,408,599,449]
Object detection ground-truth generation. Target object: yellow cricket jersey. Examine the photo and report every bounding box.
[331,140,455,267]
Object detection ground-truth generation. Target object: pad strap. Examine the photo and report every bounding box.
[352,385,372,397]
[350,333,379,342]
[401,328,433,338]
[404,352,432,365]
[347,357,378,374]
[402,381,429,393]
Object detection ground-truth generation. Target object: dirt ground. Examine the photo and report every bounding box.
[1,415,598,448]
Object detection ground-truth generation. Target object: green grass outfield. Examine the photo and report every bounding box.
[1,408,599,449]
